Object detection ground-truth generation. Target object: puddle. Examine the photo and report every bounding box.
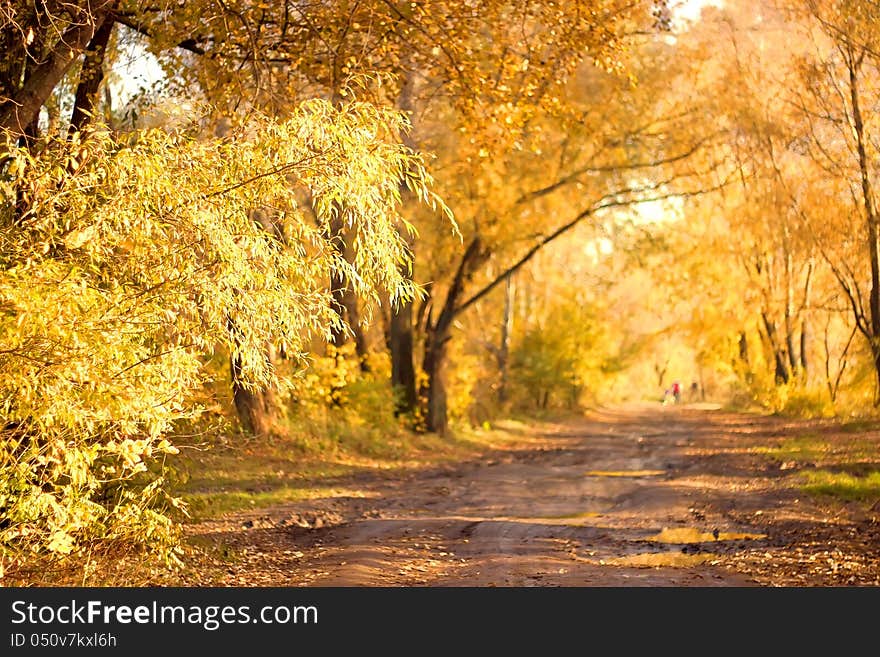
[584,470,666,477]
[539,511,601,520]
[604,552,715,568]
[646,527,767,544]
[508,511,602,525]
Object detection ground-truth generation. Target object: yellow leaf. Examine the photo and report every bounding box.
[47,531,75,555]
[64,225,97,250]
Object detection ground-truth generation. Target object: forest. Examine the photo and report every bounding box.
[2,0,880,587]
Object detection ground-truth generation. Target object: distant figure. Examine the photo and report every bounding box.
[690,381,700,402]
[671,381,682,404]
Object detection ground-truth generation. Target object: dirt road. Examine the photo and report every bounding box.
[188,404,880,586]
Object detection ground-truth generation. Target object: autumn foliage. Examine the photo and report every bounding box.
[3,0,880,584]
[0,99,441,579]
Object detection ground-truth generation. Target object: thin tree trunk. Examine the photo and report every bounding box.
[324,70,370,374]
[800,320,808,376]
[822,319,835,402]
[327,214,370,377]
[784,256,799,375]
[847,47,880,402]
[344,289,369,372]
[824,322,856,404]
[497,273,514,403]
[800,260,813,376]
[389,66,419,414]
[655,358,669,388]
[390,294,417,415]
[739,331,750,366]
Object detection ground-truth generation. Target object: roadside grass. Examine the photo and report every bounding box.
[183,486,379,520]
[839,419,880,434]
[755,432,880,505]
[799,470,880,503]
[755,433,876,464]
[171,415,542,521]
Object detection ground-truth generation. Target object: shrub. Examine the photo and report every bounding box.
[0,98,443,581]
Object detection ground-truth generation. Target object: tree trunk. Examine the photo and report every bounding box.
[389,66,419,414]
[847,47,880,403]
[0,4,115,136]
[10,118,40,227]
[228,206,288,425]
[761,311,790,384]
[800,320,808,375]
[785,330,798,377]
[654,358,668,388]
[390,294,418,415]
[230,352,274,437]
[69,15,115,134]
[226,318,275,437]
[774,350,790,384]
[782,231,799,376]
[344,288,370,372]
[737,331,753,385]
[738,331,750,366]
[327,213,370,374]
[420,237,489,434]
[69,16,114,134]
[800,260,813,377]
[497,273,514,403]
[422,324,449,434]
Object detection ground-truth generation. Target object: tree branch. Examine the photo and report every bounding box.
[515,131,720,206]
[113,12,206,55]
[455,179,730,318]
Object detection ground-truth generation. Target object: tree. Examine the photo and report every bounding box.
[0,1,119,137]
[741,0,880,401]
[125,1,655,423]
[406,16,729,432]
[804,2,880,401]
[0,98,442,578]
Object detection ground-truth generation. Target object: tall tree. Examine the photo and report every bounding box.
[409,20,728,432]
[768,0,880,400]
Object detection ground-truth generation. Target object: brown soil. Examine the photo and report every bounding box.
[182,404,880,586]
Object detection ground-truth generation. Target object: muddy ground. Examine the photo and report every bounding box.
[184,404,880,587]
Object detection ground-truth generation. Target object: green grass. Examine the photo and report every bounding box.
[183,485,374,519]
[755,434,828,462]
[799,469,880,503]
[757,432,880,504]
[756,433,876,463]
